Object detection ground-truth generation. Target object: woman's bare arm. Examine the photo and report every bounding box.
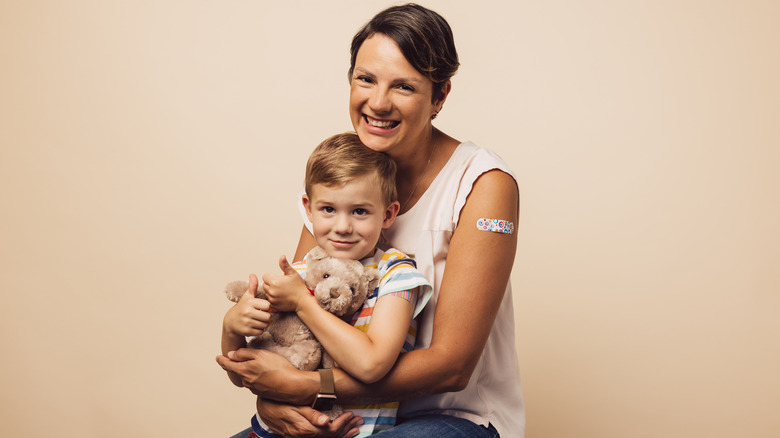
[332,169,519,402]
[294,225,317,262]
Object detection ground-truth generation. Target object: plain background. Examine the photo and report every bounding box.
[1,1,778,437]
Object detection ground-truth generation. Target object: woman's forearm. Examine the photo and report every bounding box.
[331,343,470,404]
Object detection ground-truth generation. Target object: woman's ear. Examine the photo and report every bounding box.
[302,193,314,221]
[382,201,401,229]
[433,80,452,113]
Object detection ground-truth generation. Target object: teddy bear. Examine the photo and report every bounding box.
[225,245,379,375]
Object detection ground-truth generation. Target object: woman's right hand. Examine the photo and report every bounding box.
[256,397,363,438]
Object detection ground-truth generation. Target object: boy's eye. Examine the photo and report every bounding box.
[322,206,335,213]
[353,208,368,216]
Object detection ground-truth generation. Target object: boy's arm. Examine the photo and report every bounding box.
[221,274,272,387]
[263,257,417,384]
[298,292,415,383]
[220,325,247,387]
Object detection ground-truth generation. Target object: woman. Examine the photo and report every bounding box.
[218,4,524,437]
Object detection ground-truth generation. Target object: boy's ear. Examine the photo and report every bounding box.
[382,201,401,229]
[302,193,314,221]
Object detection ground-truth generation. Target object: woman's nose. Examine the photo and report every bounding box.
[369,88,392,114]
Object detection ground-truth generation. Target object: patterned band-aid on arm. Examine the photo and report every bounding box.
[476,218,514,234]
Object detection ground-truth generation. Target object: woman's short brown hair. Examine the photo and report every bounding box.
[349,3,460,103]
[305,132,397,207]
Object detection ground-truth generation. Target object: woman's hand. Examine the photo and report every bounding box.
[262,255,312,312]
[216,348,318,402]
[256,397,363,438]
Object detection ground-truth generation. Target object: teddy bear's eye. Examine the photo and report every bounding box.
[350,287,355,294]
[323,274,330,279]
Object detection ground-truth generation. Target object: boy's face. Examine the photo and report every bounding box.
[303,174,399,260]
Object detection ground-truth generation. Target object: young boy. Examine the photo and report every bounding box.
[222,132,432,437]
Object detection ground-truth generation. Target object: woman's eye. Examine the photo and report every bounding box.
[398,84,415,92]
[356,75,373,84]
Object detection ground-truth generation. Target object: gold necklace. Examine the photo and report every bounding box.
[403,129,438,211]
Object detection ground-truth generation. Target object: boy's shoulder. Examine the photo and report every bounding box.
[362,247,419,275]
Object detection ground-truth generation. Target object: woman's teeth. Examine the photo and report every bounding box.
[366,116,399,128]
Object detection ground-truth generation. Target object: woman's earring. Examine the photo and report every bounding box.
[431,105,444,120]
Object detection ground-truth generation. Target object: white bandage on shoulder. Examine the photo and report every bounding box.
[476,218,514,234]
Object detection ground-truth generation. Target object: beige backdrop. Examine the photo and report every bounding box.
[1,1,778,437]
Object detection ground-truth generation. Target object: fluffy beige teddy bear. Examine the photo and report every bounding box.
[225,246,380,372]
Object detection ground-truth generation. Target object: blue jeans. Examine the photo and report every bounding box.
[374,414,500,437]
[229,414,500,438]
[228,427,253,438]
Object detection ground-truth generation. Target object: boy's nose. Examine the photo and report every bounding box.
[334,214,352,234]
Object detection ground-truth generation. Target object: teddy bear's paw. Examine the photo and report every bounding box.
[273,340,322,371]
[321,352,337,370]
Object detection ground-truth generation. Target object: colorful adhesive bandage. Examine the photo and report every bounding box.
[476,218,514,234]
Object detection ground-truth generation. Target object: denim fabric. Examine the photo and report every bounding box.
[374,414,500,437]
[228,427,253,438]
[230,413,500,438]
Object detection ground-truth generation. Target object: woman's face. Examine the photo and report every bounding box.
[349,33,442,158]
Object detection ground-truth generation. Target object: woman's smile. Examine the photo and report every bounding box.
[364,114,400,130]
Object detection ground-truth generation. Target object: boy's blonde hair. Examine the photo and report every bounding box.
[305,132,397,206]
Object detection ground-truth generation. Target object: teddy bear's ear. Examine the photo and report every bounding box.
[364,267,380,293]
[225,280,249,303]
[308,246,329,262]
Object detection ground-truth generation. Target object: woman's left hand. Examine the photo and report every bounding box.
[256,397,362,438]
[216,348,312,402]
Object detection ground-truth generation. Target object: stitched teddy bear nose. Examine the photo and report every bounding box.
[330,289,340,298]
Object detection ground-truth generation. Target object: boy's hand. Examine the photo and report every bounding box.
[223,274,272,337]
[262,256,311,312]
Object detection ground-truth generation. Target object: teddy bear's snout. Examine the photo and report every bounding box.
[329,284,355,298]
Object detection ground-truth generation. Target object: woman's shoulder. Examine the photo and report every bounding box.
[451,141,515,177]
[432,141,516,197]
[426,141,517,225]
